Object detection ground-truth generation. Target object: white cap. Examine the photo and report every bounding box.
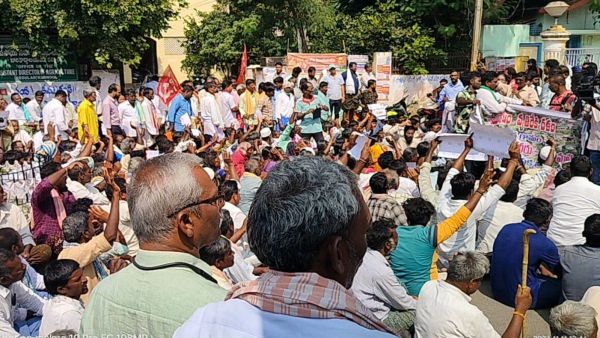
[539,145,552,161]
[260,127,272,139]
[203,167,215,180]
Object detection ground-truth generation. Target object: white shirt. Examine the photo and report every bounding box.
[436,168,505,267]
[547,176,600,246]
[474,89,521,123]
[200,93,224,137]
[514,165,553,208]
[39,295,84,337]
[224,242,256,284]
[275,91,294,119]
[352,249,416,320]
[66,179,110,205]
[0,202,35,246]
[360,72,377,91]
[0,282,46,338]
[476,201,524,254]
[391,177,420,204]
[415,280,500,338]
[42,98,69,140]
[223,202,246,231]
[24,100,42,122]
[174,298,395,338]
[5,103,25,123]
[324,74,344,101]
[11,130,32,148]
[118,101,138,137]
[218,91,239,129]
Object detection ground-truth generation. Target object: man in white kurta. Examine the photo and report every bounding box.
[42,91,69,141]
[200,83,224,139]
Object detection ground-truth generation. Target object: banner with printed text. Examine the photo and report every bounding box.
[286,53,347,75]
[374,52,392,103]
[489,105,581,168]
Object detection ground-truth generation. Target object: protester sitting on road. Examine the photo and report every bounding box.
[436,136,519,267]
[561,214,600,301]
[491,198,561,309]
[415,251,532,338]
[352,219,416,337]
[39,259,87,336]
[549,300,598,338]
[175,156,397,338]
[80,152,226,338]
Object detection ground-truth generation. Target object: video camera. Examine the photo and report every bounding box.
[574,62,600,103]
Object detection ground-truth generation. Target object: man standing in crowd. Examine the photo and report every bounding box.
[25,90,44,123]
[89,76,102,116]
[200,82,224,141]
[6,93,32,124]
[307,66,321,90]
[342,62,362,121]
[81,153,226,337]
[548,75,577,113]
[77,89,100,144]
[514,72,540,107]
[437,70,464,111]
[325,65,344,124]
[167,85,194,133]
[101,84,122,136]
[361,63,377,91]
[219,79,240,130]
[274,62,287,80]
[42,90,69,141]
[240,79,259,128]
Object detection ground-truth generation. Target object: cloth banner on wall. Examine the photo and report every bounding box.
[373,52,392,104]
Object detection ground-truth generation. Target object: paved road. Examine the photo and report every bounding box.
[471,278,551,338]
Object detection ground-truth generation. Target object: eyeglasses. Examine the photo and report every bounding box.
[167,194,225,218]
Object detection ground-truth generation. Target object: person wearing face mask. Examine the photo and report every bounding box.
[175,156,396,338]
[80,153,226,338]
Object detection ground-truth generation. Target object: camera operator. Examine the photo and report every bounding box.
[572,62,600,184]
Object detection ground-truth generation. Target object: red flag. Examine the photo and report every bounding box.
[236,44,248,84]
[157,65,182,106]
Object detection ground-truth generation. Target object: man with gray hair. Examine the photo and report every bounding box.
[415,251,532,338]
[550,301,598,338]
[175,156,396,337]
[80,152,226,337]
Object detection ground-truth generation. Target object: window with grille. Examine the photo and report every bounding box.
[163,37,185,55]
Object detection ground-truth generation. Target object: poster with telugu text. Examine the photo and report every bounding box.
[286,53,347,74]
[487,105,581,168]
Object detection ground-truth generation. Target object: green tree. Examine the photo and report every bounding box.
[0,0,187,66]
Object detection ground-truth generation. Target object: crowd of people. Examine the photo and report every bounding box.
[0,57,597,338]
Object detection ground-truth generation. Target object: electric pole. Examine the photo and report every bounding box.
[470,0,484,71]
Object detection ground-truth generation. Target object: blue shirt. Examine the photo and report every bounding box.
[437,81,465,105]
[490,220,560,307]
[167,93,193,132]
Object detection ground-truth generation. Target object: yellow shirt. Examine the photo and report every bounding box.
[58,234,112,305]
[77,99,99,143]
